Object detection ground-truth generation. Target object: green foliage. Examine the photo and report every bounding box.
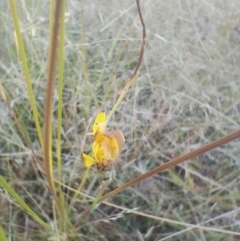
[0,226,8,241]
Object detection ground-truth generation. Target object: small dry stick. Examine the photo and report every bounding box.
[106,0,146,125]
[100,129,240,202]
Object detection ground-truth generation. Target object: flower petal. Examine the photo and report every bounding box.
[93,129,106,143]
[81,153,96,167]
[111,128,125,153]
[93,112,106,133]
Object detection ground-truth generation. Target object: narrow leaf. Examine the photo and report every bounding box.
[0,176,50,230]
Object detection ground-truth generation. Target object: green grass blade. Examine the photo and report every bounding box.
[0,176,50,230]
[0,226,8,241]
[57,0,66,182]
[8,0,43,149]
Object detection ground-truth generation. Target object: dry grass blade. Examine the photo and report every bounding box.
[43,0,63,207]
[58,182,240,237]
[101,129,240,201]
[3,0,240,240]
[0,83,31,149]
[0,83,42,172]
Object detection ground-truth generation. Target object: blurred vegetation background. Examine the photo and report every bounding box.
[0,0,240,240]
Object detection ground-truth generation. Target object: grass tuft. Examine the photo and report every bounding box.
[1,0,240,240]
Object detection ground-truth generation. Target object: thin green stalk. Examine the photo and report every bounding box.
[8,0,43,149]
[44,0,63,209]
[57,0,66,231]
[91,183,106,209]
[68,168,90,210]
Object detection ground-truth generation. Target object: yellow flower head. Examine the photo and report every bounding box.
[82,112,125,171]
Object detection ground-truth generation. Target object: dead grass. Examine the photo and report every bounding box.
[1,0,240,240]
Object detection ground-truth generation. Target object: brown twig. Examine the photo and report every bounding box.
[106,0,146,124]
[100,129,240,202]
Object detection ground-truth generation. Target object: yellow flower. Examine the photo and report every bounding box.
[81,112,125,171]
